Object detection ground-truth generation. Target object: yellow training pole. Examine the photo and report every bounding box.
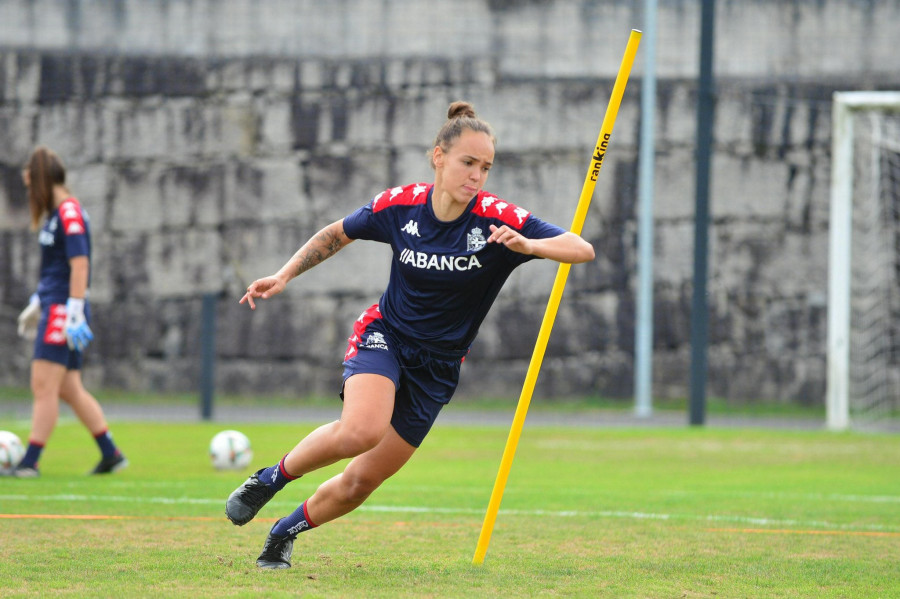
[472,29,642,565]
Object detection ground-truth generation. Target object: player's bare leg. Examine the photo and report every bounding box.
[283,373,396,475]
[255,419,415,568]
[12,360,66,476]
[59,369,127,474]
[59,370,108,435]
[305,425,416,525]
[27,360,66,444]
[227,373,396,526]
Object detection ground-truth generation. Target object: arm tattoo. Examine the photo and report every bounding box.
[294,226,347,276]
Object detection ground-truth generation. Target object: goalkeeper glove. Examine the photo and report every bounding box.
[17,293,41,340]
[64,297,94,352]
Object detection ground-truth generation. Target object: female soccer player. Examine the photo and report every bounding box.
[7,146,127,478]
[227,102,594,568]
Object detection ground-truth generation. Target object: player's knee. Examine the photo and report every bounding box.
[339,472,382,504]
[30,379,57,401]
[58,391,80,406]
[336,424,385,457]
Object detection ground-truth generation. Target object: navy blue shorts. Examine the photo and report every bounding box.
[32,302,88,370]
[341,304,465,448]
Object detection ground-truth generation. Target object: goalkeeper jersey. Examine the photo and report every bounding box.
[36,197,91,305]
[342,183,565,354]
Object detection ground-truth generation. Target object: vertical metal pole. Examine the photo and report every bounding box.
[689,0,716,426]
[826,94,853,431]
[200,292,217,421]
[635,0,658,418]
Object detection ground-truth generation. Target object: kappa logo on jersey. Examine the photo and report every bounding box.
[363,185,404,211]
[372,183,430,213]
[399,248,483,272]
[467,227,486,252]
[401,220,421,237]
[363,332,389,351]
[356,305,380,323]
[59,199,87,236]
[475,194,531,227]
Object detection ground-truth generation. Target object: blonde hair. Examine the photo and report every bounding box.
[25,146,67,230]
[429,101,496,169]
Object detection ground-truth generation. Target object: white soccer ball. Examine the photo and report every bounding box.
[209,430,253,470]
[0,430,25,471]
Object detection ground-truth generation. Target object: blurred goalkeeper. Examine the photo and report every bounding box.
[5,146,126,478]
[226,102,595,568]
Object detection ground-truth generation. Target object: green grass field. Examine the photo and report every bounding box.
[1,414,898,598]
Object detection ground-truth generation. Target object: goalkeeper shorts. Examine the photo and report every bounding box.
[33,302,88,370]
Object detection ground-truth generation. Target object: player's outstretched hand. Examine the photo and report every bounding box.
[488,224,533,255]
[240,276,285,310]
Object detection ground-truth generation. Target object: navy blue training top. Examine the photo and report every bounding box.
[36,197,91,305]
[342,183,565,353]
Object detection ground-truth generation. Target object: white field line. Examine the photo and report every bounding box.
[744,492,900,504]
[1,493,898,534]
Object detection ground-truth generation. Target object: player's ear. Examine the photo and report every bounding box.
[432,146,444,169]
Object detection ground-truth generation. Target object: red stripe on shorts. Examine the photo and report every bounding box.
[344,304,383,361]
[44,304,68,346]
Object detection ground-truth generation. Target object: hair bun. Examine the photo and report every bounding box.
[447,101,476,120]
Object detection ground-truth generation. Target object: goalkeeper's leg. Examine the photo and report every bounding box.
[14,360,67,475]
[60,370,127,474]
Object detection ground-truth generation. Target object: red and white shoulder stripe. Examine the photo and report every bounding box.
[371,183,431,213]
[59,198,87,236]
[472,191,531,229]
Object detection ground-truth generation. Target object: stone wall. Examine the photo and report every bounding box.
[1,0,898,404]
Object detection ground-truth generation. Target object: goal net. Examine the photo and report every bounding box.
[827,92,900,431]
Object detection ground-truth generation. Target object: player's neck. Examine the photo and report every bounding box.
[51,185,71,208]
[431,186,468,222]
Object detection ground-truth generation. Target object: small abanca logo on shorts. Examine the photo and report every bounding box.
[363,332,389,351]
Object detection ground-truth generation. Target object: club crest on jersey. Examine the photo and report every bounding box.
[467,227,486,252]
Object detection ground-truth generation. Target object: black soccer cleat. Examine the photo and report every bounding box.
[90,453,128,475]
[256,519,296,569]
[226,468,278,526]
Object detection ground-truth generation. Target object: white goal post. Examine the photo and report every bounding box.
[827,91,900,431]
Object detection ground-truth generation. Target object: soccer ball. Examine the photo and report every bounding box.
[209,430,253,470]
[0,430,25,472]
